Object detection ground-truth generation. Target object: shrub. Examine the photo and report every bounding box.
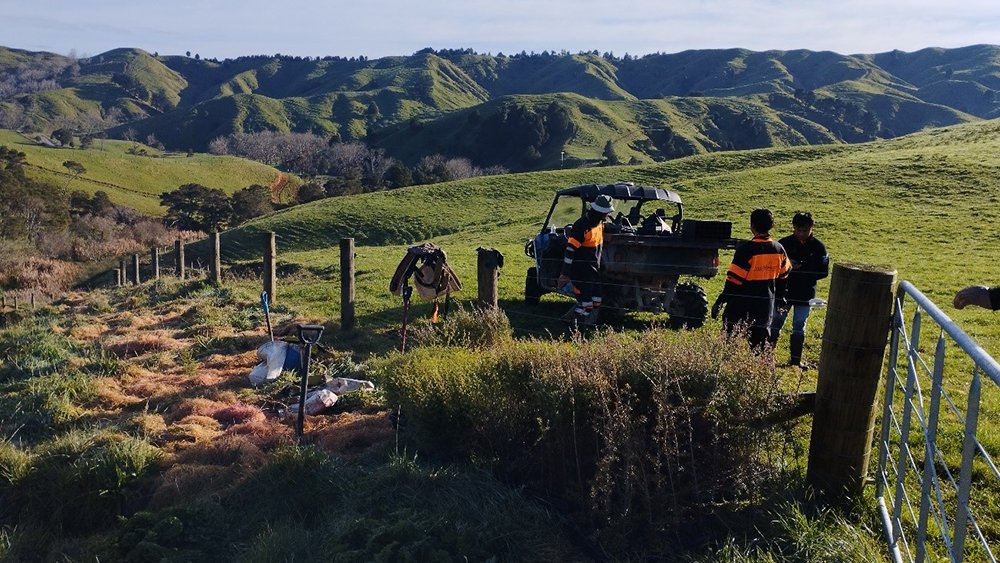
[0,255,78,293]
[372,328,796,545]
[409,302,512,348]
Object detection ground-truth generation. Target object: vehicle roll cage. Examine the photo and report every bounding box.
[542,182,684,230]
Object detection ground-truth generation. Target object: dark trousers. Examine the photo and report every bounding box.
[723,298,773,349]
[571,262,601,309]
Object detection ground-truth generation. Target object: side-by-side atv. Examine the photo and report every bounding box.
[523,182,739,328]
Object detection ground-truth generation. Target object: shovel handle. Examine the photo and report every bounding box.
[297,324,324,345]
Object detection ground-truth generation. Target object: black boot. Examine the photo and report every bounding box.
[789,333,804,367]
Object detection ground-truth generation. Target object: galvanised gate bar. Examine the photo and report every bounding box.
[877,281,1000,563]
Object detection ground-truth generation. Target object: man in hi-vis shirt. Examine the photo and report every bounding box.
[712,208,792,348]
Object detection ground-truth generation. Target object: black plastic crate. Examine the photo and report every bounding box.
[681,219,732,240]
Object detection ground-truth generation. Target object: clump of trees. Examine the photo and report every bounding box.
[0,55,79,101]
[160,183,274,232]
[209,131,508,202]
[0,144,194,291]
[475,101,575,166]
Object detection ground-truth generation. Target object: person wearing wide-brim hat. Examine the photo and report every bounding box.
[557,194,615,326]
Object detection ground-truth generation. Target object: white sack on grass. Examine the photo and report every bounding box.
[327,378,376,394]
[249,341,292,387]
[288,388,339,416]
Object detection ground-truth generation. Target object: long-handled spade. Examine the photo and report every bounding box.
[295,324,325,442]
[261,291,274,341]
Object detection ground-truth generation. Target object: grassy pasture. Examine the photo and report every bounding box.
[6,118,1000,561]
[206,118,1000,558]
[218,118,1000,358]
[0,130,296,215]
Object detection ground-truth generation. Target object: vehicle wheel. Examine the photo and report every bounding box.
[525,267,544,306]
[668,282,709,330]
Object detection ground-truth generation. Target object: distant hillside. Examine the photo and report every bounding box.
[0,129,298,215]
[1,45,998,171]
[205,117,1000,354]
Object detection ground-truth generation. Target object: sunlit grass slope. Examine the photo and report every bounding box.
[216,118,1000,354]
[0,130,296,215]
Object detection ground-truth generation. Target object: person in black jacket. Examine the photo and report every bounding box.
[712,208,792,348]
[771,212,829,368]
[557,195,614,325]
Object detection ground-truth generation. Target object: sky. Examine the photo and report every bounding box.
[2,0,1000,60]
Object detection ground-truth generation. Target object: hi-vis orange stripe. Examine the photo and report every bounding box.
[727,252,790,285]
[568,225,604,248]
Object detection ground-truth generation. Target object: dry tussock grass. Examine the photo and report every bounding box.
[69,322,109,341]
[124,378,182,401]
[173,435,265,467]
[149,464,238,509]
[186,366,248,386]
[225,417,294,450]
[165,415,223,445]
[131,313,170,330]
[154,304,193,328]
[213,402,266,427]
[312,412,394,456]
[105,312,137,330]
[203,350,259,370]
[95,378,144,409]
[129,412,168,438]
[106,331,183,358]
[168,397,230,422]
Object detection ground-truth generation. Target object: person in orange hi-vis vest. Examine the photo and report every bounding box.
[557,195,614,326]
[712,208,791,348]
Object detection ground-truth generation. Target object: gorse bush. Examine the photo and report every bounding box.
[373,328,796,545]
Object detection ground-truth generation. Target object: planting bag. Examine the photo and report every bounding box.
[248,341,301,386]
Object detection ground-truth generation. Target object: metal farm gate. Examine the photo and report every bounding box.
[876,281,1000,562]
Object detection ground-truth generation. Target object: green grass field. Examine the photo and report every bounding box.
[207,117,1000,560]
[0,130,298,215]
[214,118,1000,357]
[6,117,1000,562]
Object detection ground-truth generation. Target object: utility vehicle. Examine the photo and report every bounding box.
[523,182,739,328]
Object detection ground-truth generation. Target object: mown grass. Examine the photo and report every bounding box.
[0,130,298,215]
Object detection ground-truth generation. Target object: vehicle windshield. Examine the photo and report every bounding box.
[545,196,679,231]
[547,196,585,229]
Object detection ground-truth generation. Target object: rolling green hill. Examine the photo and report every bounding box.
[204,117,1000,354]
[0,130,298,215]
[3,45,1000,170]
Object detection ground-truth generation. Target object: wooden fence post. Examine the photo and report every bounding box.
[119,258,127,284]
[210,232,221,285]
[115,268,122,287]
[30,292,35,311]
[1,293,5,309]
[476,247,503,310]
[132,254,141,285]
[264,231,276,303]
[12,295,17,310]
[175,240,185,280]
[340,238,355,331]
[807,262,897,501]
[151,247,160,280]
